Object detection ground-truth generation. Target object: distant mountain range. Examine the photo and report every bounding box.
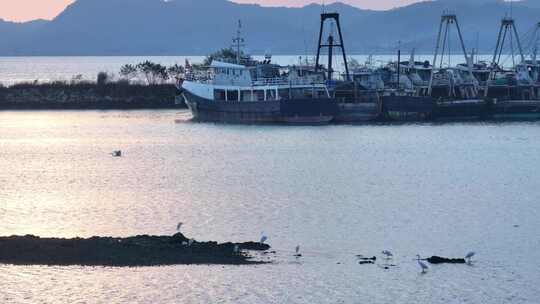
[0,0,539,56]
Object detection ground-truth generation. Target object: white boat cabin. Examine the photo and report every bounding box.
[183,60,330,102]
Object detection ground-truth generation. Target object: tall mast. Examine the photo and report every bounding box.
[428,13,472,96]
[315,13,350,81]
[533,22,540,64]
[232,20,245,65]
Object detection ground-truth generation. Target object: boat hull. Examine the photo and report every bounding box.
[434,99,489,120]
[382,95,435,121]
[334,102,380,123]
[490,100,540,120]
[182,90,337,125]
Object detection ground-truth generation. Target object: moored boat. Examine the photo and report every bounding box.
[177,20,338,125]
[179,60,337,124]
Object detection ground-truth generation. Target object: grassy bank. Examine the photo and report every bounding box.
[0,82,185,110]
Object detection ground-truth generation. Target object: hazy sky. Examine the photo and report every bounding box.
[0,0,421,22]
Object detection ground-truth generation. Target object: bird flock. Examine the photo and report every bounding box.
[175,223,476,273]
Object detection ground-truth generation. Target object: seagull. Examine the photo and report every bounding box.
[382,250,393,259]
[176,222,183,231]
[260,232,268,244]
[416,254,429,274]
[465,251,475,263]
[233,245,240,254]
[188,238,195,246]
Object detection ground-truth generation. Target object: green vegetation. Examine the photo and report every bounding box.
[203,48,252,66]
[119,61,186,85]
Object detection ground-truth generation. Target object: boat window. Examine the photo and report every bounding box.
[226,90,239,101]
[266,89,277,101]
[253,90,265,101]
[278,89,289,100]
[214,89,226,101]
[240,90,253,101]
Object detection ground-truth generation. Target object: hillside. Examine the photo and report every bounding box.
[0,0,538,55]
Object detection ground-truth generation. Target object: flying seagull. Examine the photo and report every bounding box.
[176,222,183,231]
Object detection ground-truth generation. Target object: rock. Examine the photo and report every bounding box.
[0,234,269,267]
[426,256,466,264]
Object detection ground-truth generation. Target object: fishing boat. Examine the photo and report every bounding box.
[179,60,337,124]
[378,55,435,122]
[177,22,337,125]
[316,12,381,123]
[483,18,540,119]
[426,13,488,120]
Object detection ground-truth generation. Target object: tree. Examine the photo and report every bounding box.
[97,72,109,85]
[167,64,185,79]
[119,64,138,82]
[203,48,251,65]
[136,61,169,85]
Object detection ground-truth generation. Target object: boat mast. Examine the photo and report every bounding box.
[491,18,525,69]
[532,22,540,65]
[232,20,245,65]
[315,13,350,81]
[428,13,473,96]
[486,17,526,96]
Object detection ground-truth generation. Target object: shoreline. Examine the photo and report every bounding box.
[0,82,186,110]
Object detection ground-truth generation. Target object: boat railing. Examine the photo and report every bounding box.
[252,77,319,86]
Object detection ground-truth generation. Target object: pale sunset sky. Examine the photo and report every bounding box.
[0,0,421,22]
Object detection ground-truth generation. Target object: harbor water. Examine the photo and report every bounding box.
[1,110,539,303]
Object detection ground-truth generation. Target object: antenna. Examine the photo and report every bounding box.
[232,19,245,65]
[510,0,513,19]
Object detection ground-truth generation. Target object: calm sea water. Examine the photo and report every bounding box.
[1,110,539,303]
[0,55,495,86]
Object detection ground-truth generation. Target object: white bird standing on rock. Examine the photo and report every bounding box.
[260,232,268,244]
[465,251,475,263]
[188,238,195,246]
[233,245,240,254]
[382,250,393,259]
[416,254,429,274]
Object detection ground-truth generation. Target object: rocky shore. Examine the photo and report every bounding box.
[0,233,270,266]
[0,82,185,110]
